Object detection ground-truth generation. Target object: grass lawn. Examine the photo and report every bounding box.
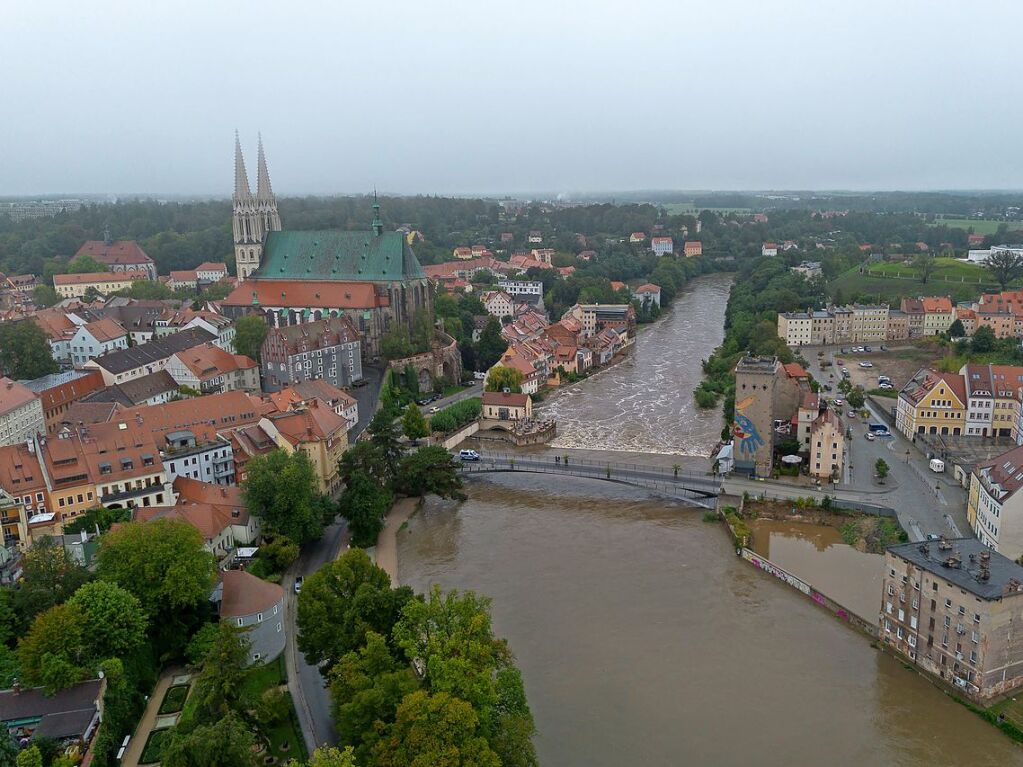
[932,217,1023,235]
[140,728,169,765]
[830,267,987,304]
[987,696,1023,742]
[244,656,308,763]
[866,257,990,282]
[158,684,189,714]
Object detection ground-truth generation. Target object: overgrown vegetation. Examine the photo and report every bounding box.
[428,397,481,434]
[839,517,907,553]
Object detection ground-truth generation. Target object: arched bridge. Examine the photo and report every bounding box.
[457,452,722,504]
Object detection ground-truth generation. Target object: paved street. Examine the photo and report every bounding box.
[284,517,349,751]
[349,365,384,438]
[417,380,482,414]
[799,346,972,540]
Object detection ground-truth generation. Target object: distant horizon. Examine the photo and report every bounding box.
[4,187,1023,204]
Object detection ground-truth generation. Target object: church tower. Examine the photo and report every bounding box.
[233,132,280,281]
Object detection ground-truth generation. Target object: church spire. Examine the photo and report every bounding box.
[234,131,252,201]
[256,132,274,201]
[372,190,383,237]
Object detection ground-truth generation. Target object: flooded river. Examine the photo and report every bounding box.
[749,518,884,621]
[538,272,733,456]
[399,475,1023,766]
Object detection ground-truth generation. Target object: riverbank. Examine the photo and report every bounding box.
[374,497,418,586]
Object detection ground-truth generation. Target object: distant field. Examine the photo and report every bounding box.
[867,256,988,282]
[830,261,1002,304]
[661,202,752,215]
[931,217,1023,235]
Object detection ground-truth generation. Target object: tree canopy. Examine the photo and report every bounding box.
[243,449,324,544]
[394,446,465,500]
[297,548,413,672]
[401,403,430,443]
[485,366,523,393]
[0,322,58,379]
[233,314,268,361]
[985,249,1023,290]
[96,519,216,618]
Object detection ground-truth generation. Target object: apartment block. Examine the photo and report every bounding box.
[881,539,1023,700]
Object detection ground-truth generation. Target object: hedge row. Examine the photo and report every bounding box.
[430,397,482,434]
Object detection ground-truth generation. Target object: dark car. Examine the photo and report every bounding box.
[880,345,888,351]
[416,398,432,406]
[864,346,872,352]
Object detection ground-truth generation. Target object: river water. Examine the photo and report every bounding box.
[749,518,884,622]
[398,273,1022,764]
[538,272,733,456]
[399,476,1023,766]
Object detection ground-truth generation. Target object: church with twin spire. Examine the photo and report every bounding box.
[222,134,432,359]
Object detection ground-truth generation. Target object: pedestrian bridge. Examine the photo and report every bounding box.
[458,452,722,503]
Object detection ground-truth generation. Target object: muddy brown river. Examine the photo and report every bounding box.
[398,473,1022,765]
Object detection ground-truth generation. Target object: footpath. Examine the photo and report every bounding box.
[374,497,418,586]
[119,668,187,767]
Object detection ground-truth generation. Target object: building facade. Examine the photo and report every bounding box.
[261,315,362,393]
[881,539,1023,700]
[0,379,44,448]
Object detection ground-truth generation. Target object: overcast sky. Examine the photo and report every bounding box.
[4,1,1021,197]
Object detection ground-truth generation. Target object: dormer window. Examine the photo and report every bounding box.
[99,462,112,475]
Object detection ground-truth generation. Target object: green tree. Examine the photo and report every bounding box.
[15,746,42,767]
[188,623,251,722]
[243,449,324,544]
[338,441,389,486]
[368,408,404,478]
[947,318,966,338]
[0,322,58,379]
[875,458,889,483]
[82,286,102,303]
[401,403,430,443]
[912,253,935,284]
[475,317,507,370]
[96,519,217,618]
[17,604,88,690]
[62,506,130,535]
[971,324,996,353]
[66,255,104,273]
[118,280,174,300]
[11,537,92,628]
[0,731,18,767]
[846,388,865,409]
[394,446,465,500]
[31,284,59,308]
[985,249,1023,290]
[161,712,256,767]
[286,747,357,767]
[68,581,148,660]
[371,691,500,767]
[296,548,413,673]
[393,586,536,767]
[233,314,268,361]
[338,472,392,548]
[380,326,414,360]
[485,366,523,393]
[328,632,419,763]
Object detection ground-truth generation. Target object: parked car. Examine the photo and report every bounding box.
[880,345,888,351]
[865,432,876,441]
[864,346,873,352]
[823,383,833,391]
[879,382,894,390]
[833,399,844,406]
[353,379,369,388]
[429,406,441,414]
[840,348,849,354]
[848,410,857,418]
[926,533,941,541]
[294,576,304,594]
[416,398,432,406]
[859,361,874,368]
[463,380,477,387]
[877,375,891,383]
[459,449,481,462]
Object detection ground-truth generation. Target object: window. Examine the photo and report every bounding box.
[277,622,282,632]
[970,650,978,663]
[974,613,981,623]
[887,584,895,596]
[945,598,952,608]
[273,605,278,615]
[257,613,263,623]
[944,616,951,627]
[236,618,243,627]
[958,605,966,616]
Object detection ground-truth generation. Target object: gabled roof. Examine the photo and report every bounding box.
[221,280,386,310]
[634,283,660,293]
[254,230,425,282]
[0,678,103,734]
[0,378,39,418]
[263,315,360,355]
[88,328,216,374]
[921,296,953,313]
[174,343,256,381]
[83,370,178,407]
[81,317,127,343]
[76,240,152,265]
[482,391,529,408]
[195,262,227,273]
[269,401,348,445]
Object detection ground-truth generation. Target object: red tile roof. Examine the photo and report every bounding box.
[0,378,39,418]
[219,570,283,617]
[76,240,152,266]
[482,391,529,408]
[221,280,386,309]
[82,318,127,343]
[54,272,146,286]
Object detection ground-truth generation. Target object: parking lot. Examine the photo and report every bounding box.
[799,342,941,396]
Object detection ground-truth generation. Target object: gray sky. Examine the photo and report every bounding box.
[4,1,1021,197]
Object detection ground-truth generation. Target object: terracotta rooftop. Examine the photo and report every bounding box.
[482,391,529,407]
[82,317,127,342]
[0,378,40,418]
[221,280,386,310]
[54,272,146,286]
[76,240,152,265]
[219,569,284,617]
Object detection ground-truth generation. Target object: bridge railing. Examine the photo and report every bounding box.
[460,451,719,483]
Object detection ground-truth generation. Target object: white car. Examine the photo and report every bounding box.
[833,399,844,406]
[858,361,873,368]
[865,432,876,441]
[458,449,481,462]
[879,382,894,390]
[429,406,440,414]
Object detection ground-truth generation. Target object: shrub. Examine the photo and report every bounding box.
[429,397,481,434]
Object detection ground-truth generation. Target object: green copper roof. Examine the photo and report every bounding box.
[255,230,425,282]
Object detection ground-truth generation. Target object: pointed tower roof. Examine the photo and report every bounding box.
[372,190,383,237]
[256,133,274,201]
[234,131,252,201]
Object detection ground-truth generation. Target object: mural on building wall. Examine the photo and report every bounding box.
[732,396,764,456]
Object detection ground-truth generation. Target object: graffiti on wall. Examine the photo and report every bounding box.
[742,549,812,596]
[732,396,765,457]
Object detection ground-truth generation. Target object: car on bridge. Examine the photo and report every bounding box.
[459,449,481,462]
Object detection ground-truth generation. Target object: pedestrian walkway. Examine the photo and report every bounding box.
[375,497,418,586]
[119,668,188,767]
